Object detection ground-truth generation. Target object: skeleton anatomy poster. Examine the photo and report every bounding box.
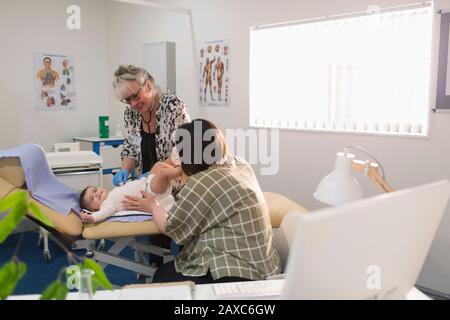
[199,39,230,107]
[33,52,76,111]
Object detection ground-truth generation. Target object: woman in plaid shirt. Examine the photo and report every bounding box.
[122,119,281,284]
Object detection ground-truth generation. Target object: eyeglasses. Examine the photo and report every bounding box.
[120,86,144,105]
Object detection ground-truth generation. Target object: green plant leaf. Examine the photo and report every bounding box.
[40,280,68,300]
[0,261,27,300]
[0,201,28,244]
[16,261,26,279]
[28,202,54,227]
[55,282,69,300]
[0,262,16,300]
[40,281,59,300]
[0,190,27,212]
[83,259,113,290]
[71,262,100,293]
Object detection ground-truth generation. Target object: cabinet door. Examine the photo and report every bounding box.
[55,171,102,191]
[102,174,115,191]
[100,144,123,170]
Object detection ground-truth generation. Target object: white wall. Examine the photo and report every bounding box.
[106,0,201,131]
[107,0,450,295]
[0,0,110,151]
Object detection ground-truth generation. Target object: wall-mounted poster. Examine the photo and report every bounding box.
[199,39,230,107]
[33,52,76,111]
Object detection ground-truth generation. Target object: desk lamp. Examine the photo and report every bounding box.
[314,146,394,206]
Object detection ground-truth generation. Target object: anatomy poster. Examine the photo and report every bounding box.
[199,39,230,107]
[33,52,76,111]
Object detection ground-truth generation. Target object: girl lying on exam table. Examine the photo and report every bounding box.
[79,161,181,223]
[120,119,282,284]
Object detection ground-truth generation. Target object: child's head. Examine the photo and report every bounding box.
[79,186,109,211]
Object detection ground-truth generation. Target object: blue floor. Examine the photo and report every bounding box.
[0,231,145,295]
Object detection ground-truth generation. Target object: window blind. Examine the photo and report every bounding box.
[249,4,433,135]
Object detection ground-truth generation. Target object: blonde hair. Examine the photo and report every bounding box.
[112,65,158,100]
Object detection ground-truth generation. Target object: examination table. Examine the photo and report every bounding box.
[0,156,307,282]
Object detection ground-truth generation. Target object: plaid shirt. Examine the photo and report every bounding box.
[165,157,281,280]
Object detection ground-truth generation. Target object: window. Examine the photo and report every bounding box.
[249,4,433,136]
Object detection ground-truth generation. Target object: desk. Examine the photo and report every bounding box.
[8,281,430,300]
[193,283,431,300]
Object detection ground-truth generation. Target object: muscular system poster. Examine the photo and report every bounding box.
[199,39,230,107]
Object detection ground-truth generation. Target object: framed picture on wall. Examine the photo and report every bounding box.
[33,52,77,111]
[199,39,230,107]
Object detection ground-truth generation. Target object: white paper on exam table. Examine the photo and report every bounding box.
[120,282,194,300]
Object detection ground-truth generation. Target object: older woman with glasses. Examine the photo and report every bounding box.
[112,65,190,187]
[112,65,190,266]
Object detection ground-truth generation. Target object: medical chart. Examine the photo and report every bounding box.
[199,39,230,107]
[33,52,77,111]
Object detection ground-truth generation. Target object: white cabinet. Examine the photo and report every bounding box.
[52,170,102,191]
[72,136,124,190]
[143,41,176,94]
[46,151,103,191]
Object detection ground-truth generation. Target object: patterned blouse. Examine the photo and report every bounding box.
[121,92,190,178]
[165,157,282,281]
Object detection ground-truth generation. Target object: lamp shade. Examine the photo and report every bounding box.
[314,152,362,206]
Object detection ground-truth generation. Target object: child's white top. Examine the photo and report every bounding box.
[90,175,174,222]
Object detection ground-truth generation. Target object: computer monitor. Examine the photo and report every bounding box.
[282,180,450,299]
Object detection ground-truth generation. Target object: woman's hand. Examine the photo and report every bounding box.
[122,190,169,233]
[113,169,129,186]
[122,190,157,213]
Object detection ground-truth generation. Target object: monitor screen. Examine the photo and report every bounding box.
[282,180,450,299]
